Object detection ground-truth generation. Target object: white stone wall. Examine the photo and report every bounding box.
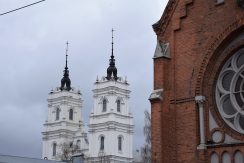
[88,130,133,157]
[88,77,134,162]
[42,88,88,160]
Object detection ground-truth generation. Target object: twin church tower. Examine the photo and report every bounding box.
[42,31,134,162]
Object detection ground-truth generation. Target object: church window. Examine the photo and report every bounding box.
[234,151,243,163]
[55,108,60,121]
[76,140,81,149]
[69,109,73,120]
[100,136,105,150]
[102,99,107,112]
[118,136,122,151]
[117,100,121,112]
[85,138,89,145]
[222,152,231,163]
[215,49,244,134]
[210,152,219,163]
[52,143,57,156]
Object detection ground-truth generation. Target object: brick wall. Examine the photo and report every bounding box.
[151,0,244,162]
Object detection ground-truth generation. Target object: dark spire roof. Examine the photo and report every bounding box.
[106,28,118,81]
[60,41,71,91]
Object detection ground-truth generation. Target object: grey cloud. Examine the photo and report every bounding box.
[0,0,167,158]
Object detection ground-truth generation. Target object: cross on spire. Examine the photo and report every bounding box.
[60,41,71,91]
[112,28,114,57]
[106,28,118,81]
[65,41,69,68]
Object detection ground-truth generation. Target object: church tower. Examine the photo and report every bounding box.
[42,43,88,161]
[150,1,244,163]
[88,30,134,162]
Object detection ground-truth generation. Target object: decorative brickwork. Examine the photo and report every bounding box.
[151,0,244,162]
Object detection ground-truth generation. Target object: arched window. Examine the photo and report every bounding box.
[102,99,107,112]
[55,108,60,121]
[69,109,73,120]
[210,152,219,163]
[76,140,81,149]
[100,136,105,150]
[118,136,122,151]
[222,152,231,163]
[53,143,57,156]
[117,100,121,112]
[234,151,243,163]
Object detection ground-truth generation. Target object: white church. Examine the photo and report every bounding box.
[42,33,134,162]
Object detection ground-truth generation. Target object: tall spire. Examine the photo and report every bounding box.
[111,28,114,57]
[106,28,118,81]
[65,41,68,69]
[60,41,71,91]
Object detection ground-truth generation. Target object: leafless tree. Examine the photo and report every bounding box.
[98,151,110,163]
[141,110,151,163]
[83,154,94,163]
[57,142,80,161]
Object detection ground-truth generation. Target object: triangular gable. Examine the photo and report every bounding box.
[153,0,178,35]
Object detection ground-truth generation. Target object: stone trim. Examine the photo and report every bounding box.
[195,95,206,150]
[149,89,164,101]
[153,40,170,59]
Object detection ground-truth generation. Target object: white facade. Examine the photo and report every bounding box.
[42,87,88,160]
[88,77,134,163]
[42,39,134,162]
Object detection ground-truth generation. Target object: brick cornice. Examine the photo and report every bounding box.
[153,0,178,35]
[153,0,195,35]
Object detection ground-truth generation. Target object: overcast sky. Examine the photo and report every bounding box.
[0,0,166,158]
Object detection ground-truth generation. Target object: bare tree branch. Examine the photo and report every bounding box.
[141,110,151,163]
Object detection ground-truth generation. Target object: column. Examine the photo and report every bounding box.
[195,95,206,149]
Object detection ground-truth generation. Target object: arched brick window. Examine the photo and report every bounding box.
[210,152,219,163]
[222,152,230,163]
[234,151,243,163]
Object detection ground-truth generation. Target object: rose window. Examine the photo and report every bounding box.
[215,49,244,134]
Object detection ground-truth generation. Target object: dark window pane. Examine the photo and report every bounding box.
[222,71,234,91]
[102,100,107,112]
[69,109,73,120]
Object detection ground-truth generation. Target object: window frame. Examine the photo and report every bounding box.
[118,136,123,151]
[100,136,105,151]
[102,99,107,112]
[69,108,73,120]
[117,100,121,112]
[53,142,57,156]
[55,108,60,121]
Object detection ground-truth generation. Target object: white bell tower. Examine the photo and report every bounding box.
[42,43,88,160]
[88,30,134,162]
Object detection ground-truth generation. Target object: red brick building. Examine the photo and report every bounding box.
[149,0,244,162]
